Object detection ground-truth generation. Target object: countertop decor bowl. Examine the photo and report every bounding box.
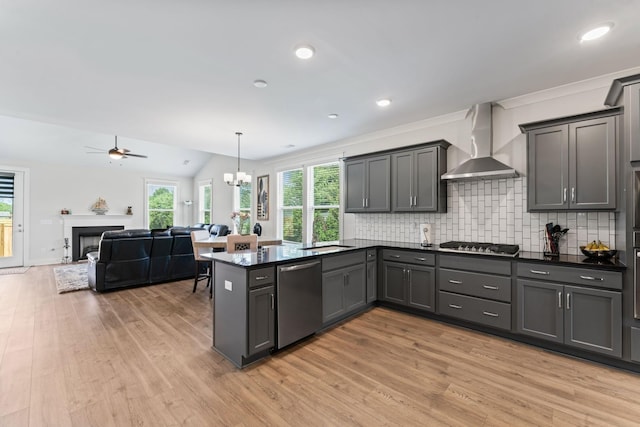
[580,246,617,260]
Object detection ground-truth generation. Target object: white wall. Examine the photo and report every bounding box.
[2,159,193,265]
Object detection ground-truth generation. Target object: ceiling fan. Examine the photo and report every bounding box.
[85,136,148,159]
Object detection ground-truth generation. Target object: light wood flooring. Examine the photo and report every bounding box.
[2,265,640,426]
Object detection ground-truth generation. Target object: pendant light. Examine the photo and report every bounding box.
[224,132,251,186]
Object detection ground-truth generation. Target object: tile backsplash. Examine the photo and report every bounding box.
[353,177,616,255]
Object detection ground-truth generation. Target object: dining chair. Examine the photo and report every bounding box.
[190,229,213,295]
[226,234,258,253]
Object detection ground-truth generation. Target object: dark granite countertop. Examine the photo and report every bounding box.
[203,239,627,271]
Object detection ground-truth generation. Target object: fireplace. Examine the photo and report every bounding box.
[72,226,124,261]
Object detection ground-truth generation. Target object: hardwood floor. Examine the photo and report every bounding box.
[2,266,640,426]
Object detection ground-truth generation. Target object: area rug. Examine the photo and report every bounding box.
[0,266,30,275]
[54,264,89,294]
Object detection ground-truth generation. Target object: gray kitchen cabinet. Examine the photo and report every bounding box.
[605,74,640,162]
[322,251,367,324]
[521,109,619,211]
[391,142,449,212]
[344,155,390,212]
[248,285,275,356]
[517,278,622,358]
[366,249,377,303]
[381,249,435,312]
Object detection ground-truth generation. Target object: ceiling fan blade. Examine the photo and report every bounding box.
[125,153,148,158]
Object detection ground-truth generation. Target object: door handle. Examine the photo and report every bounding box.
[279,261,320,272]
[270,294,275,310]
[482,285,499,290]
[579,275,603,281]
[255,276,269,281]
[362,198,366,208]
[482,311,499,317]
[414,257,426,261]
[563,188,567,203]
[558,291,562,308]
[571,187,576,203]
[529,269,550,275]
[448,279,462,284]
[448,304,462,309]
[566,293,571,310]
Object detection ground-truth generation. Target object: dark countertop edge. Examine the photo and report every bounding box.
[208,239,627,271]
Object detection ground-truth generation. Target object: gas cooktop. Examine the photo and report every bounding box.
[438,241,520,257]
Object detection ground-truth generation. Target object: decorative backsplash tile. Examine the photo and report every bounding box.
[353,177,615,255]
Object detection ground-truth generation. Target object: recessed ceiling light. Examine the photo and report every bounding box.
[579,23,613,42]
[376,99,392,107]
[253,79,268,88]
[328,113,339,119]
[295,45,315,59]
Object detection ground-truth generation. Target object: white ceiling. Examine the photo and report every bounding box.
[2,0,640,170]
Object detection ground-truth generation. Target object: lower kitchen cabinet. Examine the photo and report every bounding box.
[248,285,275,356]
[322,251,366,324]
[366,249,377,303]
[517,279,622,357]
[381,250,436,312]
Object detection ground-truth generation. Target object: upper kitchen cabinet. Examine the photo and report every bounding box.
[520,108,621,211]
[606,74,640,163]
[344,154,390,212]
[391,140,449,212]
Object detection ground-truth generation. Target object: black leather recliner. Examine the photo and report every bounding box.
[209,224,229,237]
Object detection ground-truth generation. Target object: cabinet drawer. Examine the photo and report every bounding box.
[249,267,275,288]
[440,254,511,276]
[517,262,622,290]
[439,291,511,330]
[322,250,365,272]
[439,269,511,302]
[382,249,434,266]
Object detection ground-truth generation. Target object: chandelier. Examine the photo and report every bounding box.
[224,132,251,186]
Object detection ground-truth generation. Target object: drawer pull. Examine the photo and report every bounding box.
[255,276,269,281]
[448,279,462,284]
[414,257,426,261]
[390,255,401,259]
[482,311,499,317]
[448,304,462,309]
[579,275,604,281]
[530,269,550,275]
[482,285,499,290]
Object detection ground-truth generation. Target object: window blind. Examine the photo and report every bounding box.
[0,173,14,199]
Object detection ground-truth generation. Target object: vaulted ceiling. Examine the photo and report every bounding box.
[2,0,640,172]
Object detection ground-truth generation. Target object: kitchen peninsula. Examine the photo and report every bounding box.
[206,240,628,371]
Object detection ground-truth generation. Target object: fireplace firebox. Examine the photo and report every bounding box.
[72,226,124,261]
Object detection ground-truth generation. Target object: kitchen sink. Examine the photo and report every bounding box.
[299,244,354,253]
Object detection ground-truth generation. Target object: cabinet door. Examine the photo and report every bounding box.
[248,285,275,356]
[527,125,569,210]
[516,279,564,344]
[569,117,616,209]
[564,286,622,357]
[344,264,366,312]
[407,265,435,312]
[366,260,377,303]
[628,83,640,162]
[344,160,366,212]
[392,151,414,211]
[382,262,406,304]
[414,147,438,211]
[322,270,345,323]
[366,155,391,211]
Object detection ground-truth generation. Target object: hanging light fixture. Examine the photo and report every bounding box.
[224,132,251,186]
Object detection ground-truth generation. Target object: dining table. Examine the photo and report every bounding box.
[192,235,282,250]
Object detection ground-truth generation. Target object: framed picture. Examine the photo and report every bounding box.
[257,175,269,220]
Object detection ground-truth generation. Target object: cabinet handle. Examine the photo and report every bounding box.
[482,311,499,317]
[482,285,499,290]
[366,198,369,208]
[271,294,275,310]
[571,187,576,203]
[390,255,401,259]
[558,291,562,308]
[529,269,550,275]
[409,196,413,206]
[448,279,462,284]
[579,275,604,281]
[255,276,269,281]
[448,304,462,309]
[563,188,567,203]
[413,196,417,206]
[566,293,571,310]
[414,257,426,261]
[362,198,366,208]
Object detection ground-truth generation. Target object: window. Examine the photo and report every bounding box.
[308,163,340,242]
[198,180,212,224]
[146,180,177,229]
[278,168,303,242]
[238,182,252,234]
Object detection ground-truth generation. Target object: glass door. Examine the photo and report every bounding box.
[0,170,25,268]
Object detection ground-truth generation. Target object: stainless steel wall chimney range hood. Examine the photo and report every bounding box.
[441,102,519,181]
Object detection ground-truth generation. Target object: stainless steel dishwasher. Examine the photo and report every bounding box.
[276,260,322,349]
